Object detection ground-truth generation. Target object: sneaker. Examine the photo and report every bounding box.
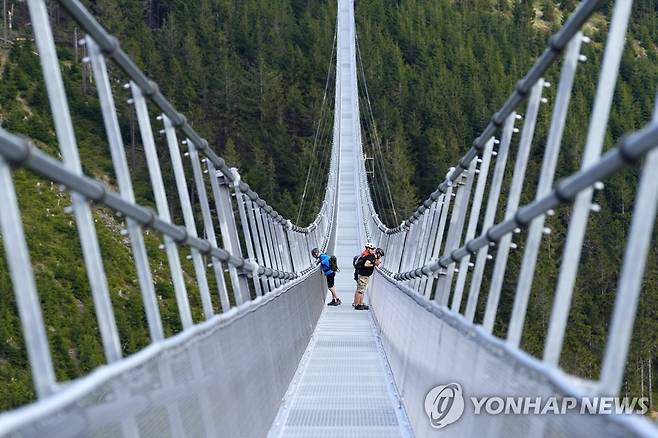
[336,298,342,305]
[361,304,369,310]
[327,299,338,306]
[355,304,369,310]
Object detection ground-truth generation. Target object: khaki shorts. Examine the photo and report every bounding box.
[356,275,369,293]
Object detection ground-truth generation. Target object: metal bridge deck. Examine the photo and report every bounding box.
[267,270,411,438]
[268,2,410,434]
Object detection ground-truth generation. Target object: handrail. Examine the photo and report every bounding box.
[394,120,658,279]
[0,129,298,280]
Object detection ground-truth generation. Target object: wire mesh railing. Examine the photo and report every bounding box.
[0,0,338,406]
[357,0,658,401]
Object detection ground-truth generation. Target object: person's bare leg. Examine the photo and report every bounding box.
[329,286,338,301]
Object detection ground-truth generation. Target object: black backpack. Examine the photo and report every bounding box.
[353,255,366,269]
[329,255,339,272]
[353,255,365,280]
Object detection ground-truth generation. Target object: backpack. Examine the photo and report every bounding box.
[329,255,339,272]
[353,255,365,281]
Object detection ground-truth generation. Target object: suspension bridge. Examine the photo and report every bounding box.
[0,0,657,436]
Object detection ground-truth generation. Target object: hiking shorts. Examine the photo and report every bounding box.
[326,273,335,288]
[356,275,369,293]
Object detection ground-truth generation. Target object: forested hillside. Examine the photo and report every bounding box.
[0,0,656,415]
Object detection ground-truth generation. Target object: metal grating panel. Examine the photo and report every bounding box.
[286,409,399,427]
[269,1,412,436]
[268,295,412,437]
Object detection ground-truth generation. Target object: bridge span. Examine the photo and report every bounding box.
[0,0,657,437]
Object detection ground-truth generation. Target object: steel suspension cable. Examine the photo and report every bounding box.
[306,108,335,217]
[296,28,337,223]
[355,34,399,225]
[354,45,390,224]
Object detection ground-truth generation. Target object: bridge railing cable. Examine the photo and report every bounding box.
[356,0,658,399]
[0,0,338,402]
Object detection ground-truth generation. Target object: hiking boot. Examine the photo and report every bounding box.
[327,299,339,306]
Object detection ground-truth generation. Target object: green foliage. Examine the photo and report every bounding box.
[0,0,657,416]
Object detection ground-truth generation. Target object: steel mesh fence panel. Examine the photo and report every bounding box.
[2,272,325,438]
[369,272,655,438]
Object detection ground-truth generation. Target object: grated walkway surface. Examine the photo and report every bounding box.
[267,273,412,438]
[268,1,411,435]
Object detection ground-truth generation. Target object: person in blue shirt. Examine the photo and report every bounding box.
[311,248,341,306]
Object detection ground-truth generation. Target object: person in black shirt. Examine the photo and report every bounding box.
[354,243,380,310]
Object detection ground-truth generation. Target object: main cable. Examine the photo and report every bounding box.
[355,33,399,225]
[296,27,337,224]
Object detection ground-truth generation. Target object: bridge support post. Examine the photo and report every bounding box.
[163,115,215,319]
[409,209,430,291]
[544,0,633,359]
[254,201,277,291]
[286,221,302,273]
[419,195,444,293]
[130,82,195,329]
[267,215,285,288]
[210,168,251,304]
[231,168,263,297]
[507,33,582,351]
[303,228,313,267]
[413,202,436,290]
[463,113,517,322]
[391,229,406,276]
[187,140,232,311]
[600,101,658,396]
[435,160,477,305]
[451,137,495,313]
[244,196,268,293]
[483,80,544,335]
[423,188,452,298]
[398,217,418,277]
[28,0,123,362]
[0,154,57,398]
[270,216,289,278]
[87,37,165,341]
[263,208,283,288]
[276,219,295,274]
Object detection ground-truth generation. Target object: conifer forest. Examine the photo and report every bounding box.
[0,0,656,418]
